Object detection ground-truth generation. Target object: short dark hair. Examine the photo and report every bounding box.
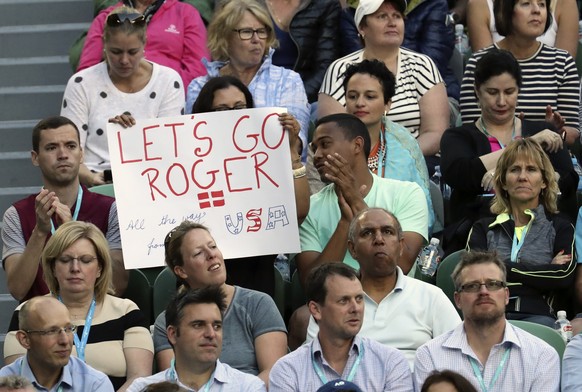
[494,0,552,37]
[343,59,396,104]
[315,113,371,160]
[421,370,478,392]
[305,262,360,305]
[451,251,507,291]
[474,49,522,91]
[165,286,227,328]
[192,76,255,114]
[32,116,80,152]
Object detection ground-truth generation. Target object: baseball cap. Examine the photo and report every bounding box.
[316,379,364,392]
[354,0,408,28]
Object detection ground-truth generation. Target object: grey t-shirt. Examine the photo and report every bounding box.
[154,285,287,375]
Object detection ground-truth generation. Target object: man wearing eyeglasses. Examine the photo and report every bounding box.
[0,296,113,391]
[413,250,560,391]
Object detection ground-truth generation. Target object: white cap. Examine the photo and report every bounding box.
[354,0,408,29]
[557,310,568,319]
[429,237,440,245]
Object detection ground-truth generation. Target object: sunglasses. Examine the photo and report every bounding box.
[106,12,146,27]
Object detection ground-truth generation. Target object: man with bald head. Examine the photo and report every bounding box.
[0,296,113,391]
[305,208,460,369]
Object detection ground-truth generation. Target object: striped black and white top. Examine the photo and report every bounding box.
[318,48,444,139]
[460,44,580,130]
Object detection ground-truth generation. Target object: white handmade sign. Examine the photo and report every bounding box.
[107,108,300,269]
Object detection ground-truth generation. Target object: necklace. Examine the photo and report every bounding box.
[267,0,294,28]
[478,116,517,149]
[368,130,386,173]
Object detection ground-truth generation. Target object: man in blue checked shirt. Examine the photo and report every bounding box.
[0,296,113,392]
[269,262,413,391]
[414,250,560,391]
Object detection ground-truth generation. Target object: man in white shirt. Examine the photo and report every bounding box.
[306,208,461,369]
[414,250,560,391]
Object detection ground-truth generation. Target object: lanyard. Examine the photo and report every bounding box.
[510,213,533,262]
[469,348,511,392]
[169,358,216,391]
[478,117,516,149]
[59,295,96,362]
[20,358,64,392]
[50,185,83,234]
[311,344,364,385]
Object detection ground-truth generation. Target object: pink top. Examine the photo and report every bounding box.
[78,0,209,89]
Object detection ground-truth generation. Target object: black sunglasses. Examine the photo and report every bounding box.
[106,12,146,27]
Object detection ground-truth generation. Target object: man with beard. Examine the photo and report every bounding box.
[305,208,461,370]
[1,116,125,301]
[269,262,412,391]
[413,251,560,391]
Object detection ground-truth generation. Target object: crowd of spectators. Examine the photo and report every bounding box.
[3,0,582,390]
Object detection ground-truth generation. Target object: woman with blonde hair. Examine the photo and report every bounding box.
[467,138,576,327]
[4,221,154,391]
[61,5,184,186]
[185,0,310,159]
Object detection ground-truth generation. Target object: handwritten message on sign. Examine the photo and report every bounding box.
[107,108,300,269]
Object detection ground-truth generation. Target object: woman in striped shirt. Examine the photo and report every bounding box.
[460,0,580,145]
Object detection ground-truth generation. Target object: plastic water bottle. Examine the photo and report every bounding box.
[454,24,470,62]
[417,238,441,277]
[432,165,452,201]
[571,156,582,191]
[578,20,582,44]
[274,254,290,281]
[554,310,573,344]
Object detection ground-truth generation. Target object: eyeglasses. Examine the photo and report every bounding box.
[458,280,506,293]
[232,28,269,40]
[211,104,247,112]
[25,325,77,337]
[106,12,146,27]
[57,255,98,264]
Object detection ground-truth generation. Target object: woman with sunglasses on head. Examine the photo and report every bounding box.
[78,0,209,89]
[153,221,287,387]
[3,221,154,392]
[61,6,184,187]
[467,138,576,328]
[190,75,309,294]
[185,0,311,160]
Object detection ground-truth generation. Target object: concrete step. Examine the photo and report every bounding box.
[0,120,39,152]
[0,154,42,188]
[0,85,64,122]
[0,23,89,59]
[0,56,72,88]
[0,0,93,27]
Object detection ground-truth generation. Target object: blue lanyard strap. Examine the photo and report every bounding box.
[50,185,83,234]
[59,295,95,362]
[469,347,511,392]
[478,117,516,149]
[169,358,216,391]
[311,343,364,385]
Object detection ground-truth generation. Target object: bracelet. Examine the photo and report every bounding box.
[293,165,306,179]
